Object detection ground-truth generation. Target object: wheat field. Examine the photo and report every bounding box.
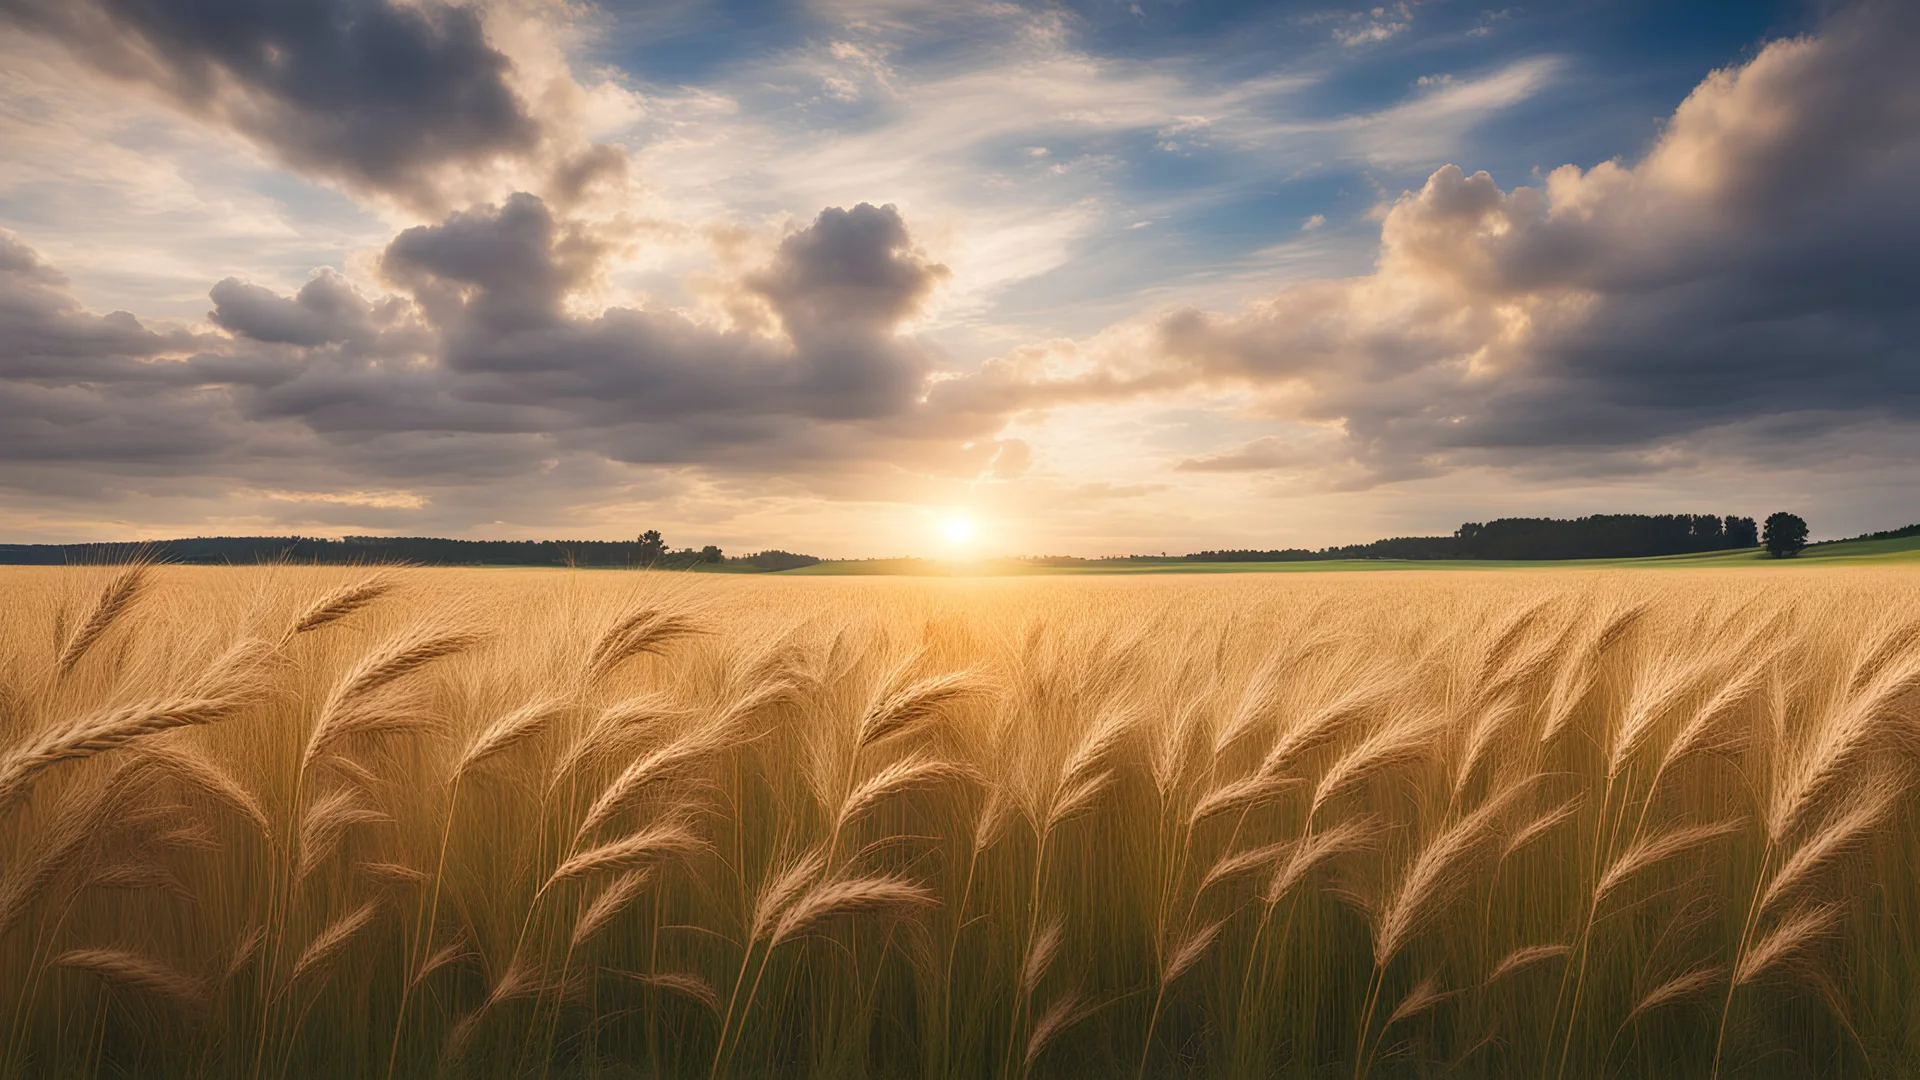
[1,564,1916,1079]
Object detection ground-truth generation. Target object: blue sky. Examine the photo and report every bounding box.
[0,0,1914,556]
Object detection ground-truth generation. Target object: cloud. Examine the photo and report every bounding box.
[209,270,379,347]
[0,0,552,209]
[1340,57,1559,166]
[0,196,1023,536]
[955,0,1920,492]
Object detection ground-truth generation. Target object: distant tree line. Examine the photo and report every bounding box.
[0,534,821,570]
[1829,519,1917,544]
[1189,513,1769,562]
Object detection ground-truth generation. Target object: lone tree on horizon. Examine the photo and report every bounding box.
[636,529,666,565]
[1763,512,1809,558]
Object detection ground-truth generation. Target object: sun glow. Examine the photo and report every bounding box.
[939,515,977,548]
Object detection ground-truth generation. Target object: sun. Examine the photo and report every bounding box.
[939,515,977,547]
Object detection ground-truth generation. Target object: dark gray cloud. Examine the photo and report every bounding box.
[0,0,540,206]
[209,269,381,347]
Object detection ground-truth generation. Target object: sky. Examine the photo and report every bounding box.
[0,0,1914,557]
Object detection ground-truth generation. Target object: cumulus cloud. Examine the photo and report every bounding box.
[958,0,1920,490]
[209,270,383,347]
[0,0,575,209]
[0,196,1021,533]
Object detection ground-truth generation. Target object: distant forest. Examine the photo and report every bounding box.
[0,535,820,571]
[1188,514,1763,562]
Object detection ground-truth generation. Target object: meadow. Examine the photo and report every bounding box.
[1,563,1916,1078]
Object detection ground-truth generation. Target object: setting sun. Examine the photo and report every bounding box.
[938,514,977,549]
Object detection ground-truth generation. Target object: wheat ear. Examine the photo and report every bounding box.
[0,696,241,813]
[56,948,208,1014]
[1592,820,1743,909]
[1486,945,1570,985]
[455,696,571,781]
[547,819,706,887]
[856,669,991,749]
[836,754,976,832]
[584,607,705,684]
[1374,778,1534,965]
[572,869,655,948]
[56,564,147,675]
[287,574,395,638]
[770,874,937,945]
[1626,965,1726,1024]
[289,899,382,983]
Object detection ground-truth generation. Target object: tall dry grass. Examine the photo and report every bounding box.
[1,563,1917,1078]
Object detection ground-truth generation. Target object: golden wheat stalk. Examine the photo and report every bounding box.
[1265,815,1380,905]
[1592,820,1743,909]
[835,754,975,832]
[1022,914,1066,998]
[287,574,395,638]
[444,958,542,1061]
[1024,991,1095,1073]
[769,874,936,945]
[1386,972,1451,1027]
[0,696,240,813]
[139,742,271,838]
[1768,654,1920,841]
[55,564,147,675]
[856,669,990,749]
[1503,794,1584,860]
[358,862,428,887]
[1309,708,1442,820]
[1162,916,1226,984]
[410,935,472,989]
[1256,680,1390,781]
[304,623,486,765]
[1476,599,1558,683]
[547,820,706,887]
[548,693,681,789]
[1211,652,1292,758]
[1646,653,1772,795]
[1760,777,1902,916]
[1486,945,1570,985]
[575,726,734,840]
[226,925,266,982]
[87,860,191,900]
[583,607,705,684]
[572,869,655,948]
[748,851,826,944]
[1453,695,1523,799]
[616,971,718,1012]
[1608,659,1702,779]
[56,948,208,1014]
[1374,778,1534,965]
[295,789,391,881]
[1202,840,1290,892]
[1189,774,1298,828]
[1626,965,1725,1024]
[1735,902,1844,986]
[1848,615,1920,693]
[455,695,571,781]
[289,899,382,983]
